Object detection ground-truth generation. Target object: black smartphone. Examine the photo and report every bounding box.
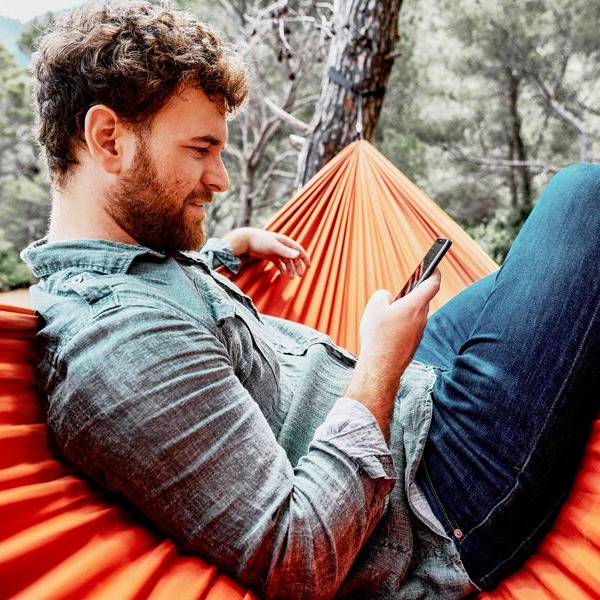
[395,238,452,300]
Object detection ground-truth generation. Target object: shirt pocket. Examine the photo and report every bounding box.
[270,324,357,368]
[64,272,119,318]
[215,304,282,418]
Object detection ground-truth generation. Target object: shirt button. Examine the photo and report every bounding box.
[72,274,84,283]
[453,528,463,539]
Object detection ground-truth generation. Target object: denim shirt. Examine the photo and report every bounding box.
[21,237,475,599]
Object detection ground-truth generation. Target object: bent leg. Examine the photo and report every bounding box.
[414,272,495,370]
[417,163,600,589]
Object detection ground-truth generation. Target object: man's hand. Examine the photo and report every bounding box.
[345,270,442,440]
[221,227,311,278]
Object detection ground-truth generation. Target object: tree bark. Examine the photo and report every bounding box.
[507,137,518,208]
[236,159,254,228]
[295,0,403,188]
[508,72,532,206]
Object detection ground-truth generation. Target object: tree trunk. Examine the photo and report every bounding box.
[295,0,403,188]
[508,72,532,207]
[507,137,518,208]
[235,161,254,228]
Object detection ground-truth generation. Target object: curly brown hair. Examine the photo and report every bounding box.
[31,1,249,188]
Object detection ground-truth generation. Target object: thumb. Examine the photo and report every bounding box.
[406,269,442,306]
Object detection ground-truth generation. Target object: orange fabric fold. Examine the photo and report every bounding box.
[221,140,498,354]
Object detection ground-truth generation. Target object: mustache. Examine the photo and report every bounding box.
[186,188,214,204]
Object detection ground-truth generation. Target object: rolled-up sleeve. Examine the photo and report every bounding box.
[314,397,397,480]
[48,305,396,600]
[199,237,241,273]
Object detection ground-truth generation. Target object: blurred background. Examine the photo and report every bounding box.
[0,0,598,295]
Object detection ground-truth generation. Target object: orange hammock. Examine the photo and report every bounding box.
[2,141,599,598]
[224,141,497,355]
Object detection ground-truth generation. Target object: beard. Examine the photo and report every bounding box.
[105,134,212,254]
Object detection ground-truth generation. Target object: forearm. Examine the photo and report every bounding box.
[349,274,442,442]
[344,354,403,442]
[220,227,252,256]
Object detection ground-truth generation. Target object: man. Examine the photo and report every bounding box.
[21,2,600,599]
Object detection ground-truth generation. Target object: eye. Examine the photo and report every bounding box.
[188,146,209,156]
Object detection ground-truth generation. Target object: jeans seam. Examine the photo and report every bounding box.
[467,283,600,539]
[421,458,461,538]
[478,491,567,589]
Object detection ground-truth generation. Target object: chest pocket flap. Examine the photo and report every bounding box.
[65,272,118,318]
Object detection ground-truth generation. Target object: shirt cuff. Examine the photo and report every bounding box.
[199,238,242,274]
[313,397,397,480]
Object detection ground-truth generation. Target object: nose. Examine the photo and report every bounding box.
[202,155,230,193]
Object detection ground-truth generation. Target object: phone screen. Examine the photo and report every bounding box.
[395,238,452,300]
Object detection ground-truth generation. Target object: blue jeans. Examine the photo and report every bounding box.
[414,163,600,589]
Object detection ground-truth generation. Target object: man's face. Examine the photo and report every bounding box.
[106,86,230,254]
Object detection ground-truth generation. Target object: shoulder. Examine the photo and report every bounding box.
[32,264,219,364]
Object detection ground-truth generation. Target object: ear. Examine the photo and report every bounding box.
[83,105,133,175]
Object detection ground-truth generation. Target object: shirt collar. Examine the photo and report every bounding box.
[20,237,173,278]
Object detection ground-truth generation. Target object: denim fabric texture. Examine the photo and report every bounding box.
[21,237,474,599]
[414,162,600,589]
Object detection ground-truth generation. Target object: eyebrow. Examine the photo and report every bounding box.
[189,135,223,146]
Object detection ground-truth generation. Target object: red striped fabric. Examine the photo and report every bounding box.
[223,140,497,354]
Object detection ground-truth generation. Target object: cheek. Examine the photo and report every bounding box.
[153,153,192,186]
[164,169,196,198]
[172,160,203,190]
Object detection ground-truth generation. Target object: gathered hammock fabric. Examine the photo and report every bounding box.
[1,140,599,598]
[223,141,497,354]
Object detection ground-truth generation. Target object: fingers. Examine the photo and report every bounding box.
[275,259,285,277]
[267,234,310,278]
[276,259,295,279]
[366,288,393,309]
[285,259,295,279]
[275,243,300,260]
[278,258,302,279]
[275,234,311,268]
[293,257,305,277]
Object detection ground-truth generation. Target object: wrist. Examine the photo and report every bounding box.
[346,358,402,404]
[345,357,402,440]
[221,228,251,257]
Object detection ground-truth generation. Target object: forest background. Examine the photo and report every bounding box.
[0,0,598,291]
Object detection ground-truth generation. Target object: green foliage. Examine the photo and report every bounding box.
[0,42,50,290]
[467,204,532,264]
[0,43,31,135]
[0,172,49,247]
[0,16,27,66]
[374,21,430,183]
[0,240,33,291]
[376,0,600,259]
[17,13,56,55]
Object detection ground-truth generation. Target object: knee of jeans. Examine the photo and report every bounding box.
[548,163,600,210]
